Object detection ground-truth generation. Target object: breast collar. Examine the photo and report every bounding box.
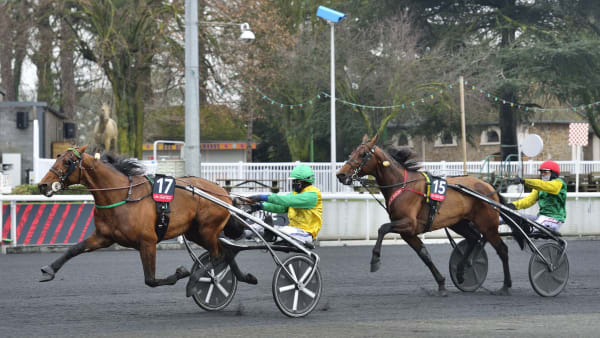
[387,169,426,209]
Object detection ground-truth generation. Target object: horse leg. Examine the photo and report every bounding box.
[221,245,257,285]
[139,240,190,287]
[485,233,512,295]
[450,220,481,284]
[371,222,393,272]
[371,218,415,272]
[401,234,448,296]
[40,233,114,282]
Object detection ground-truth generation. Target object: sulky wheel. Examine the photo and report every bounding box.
[529,242,569,297]
[272,255,322,318]
[449,239,488,292]
[190,252,238,311]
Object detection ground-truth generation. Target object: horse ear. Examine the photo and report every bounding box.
[362,134,369,143]
[79,145,88,154]
[370,134,378,145]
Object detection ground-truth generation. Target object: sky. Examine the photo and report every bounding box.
[20,57,37,101]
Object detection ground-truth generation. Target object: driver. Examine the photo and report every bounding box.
[506,160,567,232]
[247,164,322,245]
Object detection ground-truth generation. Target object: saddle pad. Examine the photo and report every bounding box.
[429,177,447,201]
[152,175,175,202]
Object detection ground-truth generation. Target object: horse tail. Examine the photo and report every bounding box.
[223,215,244,240]
[495,191,526,250]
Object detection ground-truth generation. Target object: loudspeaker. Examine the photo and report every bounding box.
[64,122,76,139]
[16,111,28,129]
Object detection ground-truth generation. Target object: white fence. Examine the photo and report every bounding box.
[33,158,600,193]
[2,192,600,253]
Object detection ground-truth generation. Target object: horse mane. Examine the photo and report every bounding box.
[383,145,421,171]
[100,153,146,176]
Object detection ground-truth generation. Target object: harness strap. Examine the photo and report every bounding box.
[94,176,153,209]
[95,200,127,209]
[387,169,426,208]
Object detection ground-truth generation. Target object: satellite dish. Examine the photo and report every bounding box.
[521,134,544,157]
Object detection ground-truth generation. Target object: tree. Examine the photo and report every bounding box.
[62,0,182,158]
[397,0,566,159]
[30,0,57,106]
[0,1,30,101]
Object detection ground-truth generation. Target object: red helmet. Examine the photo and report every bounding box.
[539,160,560,175]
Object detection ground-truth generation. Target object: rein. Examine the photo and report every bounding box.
[356,168,426,211]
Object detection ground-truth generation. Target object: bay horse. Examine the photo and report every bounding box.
[37,145,256,287]
[336,135,525,295]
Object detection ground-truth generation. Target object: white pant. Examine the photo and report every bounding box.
[276,226,313,244]
[500,213,563,232]
[243,223,313,244]
[524,214,563,232]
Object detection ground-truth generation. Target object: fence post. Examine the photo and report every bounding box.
[365,198,370,241]
[11,200,17,247]
[237,161,244,180]
[1,198,4,254]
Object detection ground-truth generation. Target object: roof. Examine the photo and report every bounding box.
[0,101,64,119]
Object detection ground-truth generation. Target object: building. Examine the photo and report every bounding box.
[142,141,257,162]
[0,102,67,185]
[388,110,597,162]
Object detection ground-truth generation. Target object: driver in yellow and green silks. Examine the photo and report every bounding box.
[247,164,323,245]
[506,160,566,232]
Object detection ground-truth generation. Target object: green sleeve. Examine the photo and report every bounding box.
[267,191,318,209]
[262,202,288,214]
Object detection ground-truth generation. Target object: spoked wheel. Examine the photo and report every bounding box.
[529,242,569,297]
[449,239,488,292]
[190,252,238,311]
[272,255,322,318]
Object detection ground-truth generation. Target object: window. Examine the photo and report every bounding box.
[434,132,457,147]
[480,127,501,145]
[391,134,413,148]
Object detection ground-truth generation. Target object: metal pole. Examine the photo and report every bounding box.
[459,76,467,175]
[330,23,336,192]
[185,0,201,177]
[33,108,39,182]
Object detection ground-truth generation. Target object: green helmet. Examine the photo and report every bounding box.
[289,164,315,183]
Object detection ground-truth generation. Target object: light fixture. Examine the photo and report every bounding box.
[239,23,255,43]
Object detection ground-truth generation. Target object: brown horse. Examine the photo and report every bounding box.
[37,145,256,287]
[336,135,524,295]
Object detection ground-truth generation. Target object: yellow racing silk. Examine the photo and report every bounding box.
[262,185,323,239]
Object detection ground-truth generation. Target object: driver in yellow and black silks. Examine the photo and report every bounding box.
[506,160,567,232]
[247,164,323,245]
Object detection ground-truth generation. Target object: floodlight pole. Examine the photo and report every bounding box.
[329,22,336,192]
[185,0,201,177]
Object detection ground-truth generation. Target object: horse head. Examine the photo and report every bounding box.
[38,145,89,197]
[101,103,111,121]
[336,134,379,185]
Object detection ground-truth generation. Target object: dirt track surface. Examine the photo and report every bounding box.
[1,239,599,337]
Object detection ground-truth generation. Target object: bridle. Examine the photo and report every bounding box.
[48,148,96,192]
[346,143,376,180]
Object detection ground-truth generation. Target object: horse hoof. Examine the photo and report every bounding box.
[370,260,381,273]
[245,273,258,285]
[176,266,190,279]
[438,288,448,297]
[40,265,55,282]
